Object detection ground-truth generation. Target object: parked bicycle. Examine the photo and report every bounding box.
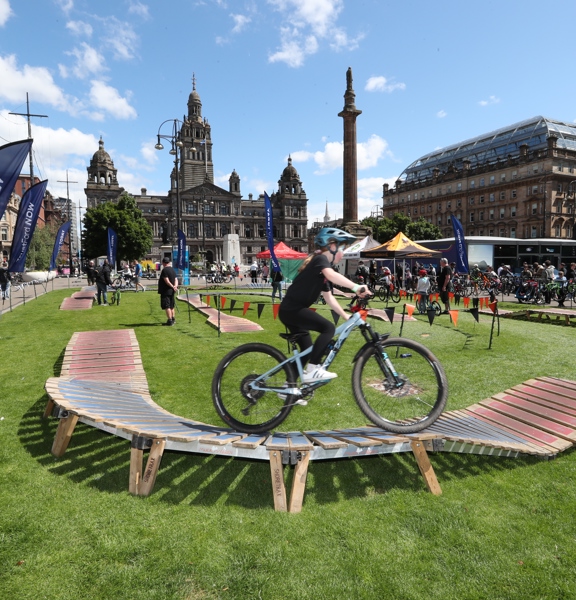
[212,295,448,434]
[377,278,400,303]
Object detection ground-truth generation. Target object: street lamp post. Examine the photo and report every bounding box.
[199,196,214,271]
[155,119,192,265]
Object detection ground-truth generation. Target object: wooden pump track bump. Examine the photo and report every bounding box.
[44,329,576,512]
[181,295,263,332]
[60,287,96,310]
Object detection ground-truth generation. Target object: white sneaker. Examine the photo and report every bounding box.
[302,366,338,383]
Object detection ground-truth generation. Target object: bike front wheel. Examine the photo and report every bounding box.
[212,343,297,433]
[352,338,448,433]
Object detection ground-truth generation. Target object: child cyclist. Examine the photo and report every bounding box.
[279,227,371,383]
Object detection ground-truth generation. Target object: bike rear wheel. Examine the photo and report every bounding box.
[390,288,401,303]
[431,301,442,317]
[212,343,297,433]
[352,338,448,433]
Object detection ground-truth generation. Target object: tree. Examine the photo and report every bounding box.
[83,193,153,266]
[26,225,55,271]
[361,212,443,243]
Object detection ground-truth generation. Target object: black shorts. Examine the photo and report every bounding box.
[440,290,449,304]
[160,294,175,310]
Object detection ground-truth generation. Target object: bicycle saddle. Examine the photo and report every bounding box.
[279,332,308,343]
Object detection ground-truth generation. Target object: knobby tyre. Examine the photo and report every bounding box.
[212,343,297,433]
[352,338,448,433]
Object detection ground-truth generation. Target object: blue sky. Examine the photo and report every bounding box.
[2,0,576,227]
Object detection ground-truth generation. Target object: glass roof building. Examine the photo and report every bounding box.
[399,116,576,184]
[383,116,576,248]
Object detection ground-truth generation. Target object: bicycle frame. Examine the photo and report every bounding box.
[247,311,399,398]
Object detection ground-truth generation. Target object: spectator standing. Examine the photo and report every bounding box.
[85,260,97,286]
[270,268,284,301]
[94,259,112,305]
[261,263,270,284]
[439,258,452,314]
[158,257,178,326]
[556,270,568,307]
[0,261,11,300]
[416,268,430,314]
[250,261,258,284]
[133,260,145,292]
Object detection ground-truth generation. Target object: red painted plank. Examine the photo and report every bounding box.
[496,391,576,418]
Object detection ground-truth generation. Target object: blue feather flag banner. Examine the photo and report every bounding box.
[451,215,469,274]
[107,227,117,267]
[50,221,71,271]
[8,179,48,273]
[177,228,186,270]
[0,139,32,221]
[263,191,280,272]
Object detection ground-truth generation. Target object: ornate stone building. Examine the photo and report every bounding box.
[85,79,309,265]
[382,116,576,241]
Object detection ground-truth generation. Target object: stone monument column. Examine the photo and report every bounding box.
[338,67,370,237]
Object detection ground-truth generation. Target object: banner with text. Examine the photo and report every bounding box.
[49,221,71,270]
[264,191,280,272]
[0,139,32,221]
[107,227,117,268]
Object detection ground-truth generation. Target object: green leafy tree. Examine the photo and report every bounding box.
[26,225,55,271]
[83,193,153,266]
[361,212,443,243]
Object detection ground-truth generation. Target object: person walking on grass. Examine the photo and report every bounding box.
[439,257,452,314]
[133,259,145,292]
[94,259,112,306]
[158,257,178,326]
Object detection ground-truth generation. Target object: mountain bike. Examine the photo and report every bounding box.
[212,296,448,434]
[377,279,400,303]
[416,295,442,316]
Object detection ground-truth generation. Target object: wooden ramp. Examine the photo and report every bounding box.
[181,294,263,332]
[44,329,576,512]
[60,287,95,310]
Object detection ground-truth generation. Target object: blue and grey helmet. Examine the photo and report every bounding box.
[313,227,357,250]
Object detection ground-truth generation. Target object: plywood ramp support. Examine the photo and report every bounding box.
[410,439,442,495]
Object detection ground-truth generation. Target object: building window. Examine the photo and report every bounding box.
[457,199,462,206]
[500,208,505,218]
[532,203,538,215]
[479,195,485,204]
[457,183,462,191]
[437,203,442,210]
[499,191,506,200]
[437,216,442,225]
[490,176,495,184]
[428,205,432,213]
[531,186,538,195]
[511,189,517,199]
[479,211,484,221]
[220,203,228,215]
[447,185,452,193]
[480,178,485,187]
[221,224,229,236]
[470,180,475,189]
[470,213,474,222]
[512,170,518,179]
[186,203,197,214]
[469,197,474,205]
[510,228,516,238]
[437,188,442,196]
[205,223,214,238]
[489,193,495,202]
[414,207,418,214]
[447,201,451,209]
[500,173,506,182]
[489,229,494,236]
[499,228,505,236]
[489,209,494,219]
[1,227,7,241]
[510,206,516,217]
[531,226,537,238]
[245,226,252,238]
[187,223,196,237]
[447,216,451,224]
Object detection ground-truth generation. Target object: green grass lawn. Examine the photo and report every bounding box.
[1,289,576,599]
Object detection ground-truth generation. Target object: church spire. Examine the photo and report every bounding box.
[324,200,330,223]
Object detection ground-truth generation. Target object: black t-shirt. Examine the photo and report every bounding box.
[440,265,452,289]
[158,266,177,295]
[280,254,331,311]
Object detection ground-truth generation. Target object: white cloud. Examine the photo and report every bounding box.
[0,55,81,113]
[437,110,447,118]
[0,0,13,26]
[65,43,107,79]
[128,2,150,19]
[231,13,251,33]
[99,17,139,61]
[267,0,360,67]
[365,76,406,93]
[55,0,74,15]
[292,134,389,175]
[89,80,137,119]
[479,95,500,107]
[357,176,390,218]
[66,20,93,37]
[140,140,159,166]
[358,135,389,170]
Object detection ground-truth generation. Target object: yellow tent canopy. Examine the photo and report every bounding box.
[361,232,441,259]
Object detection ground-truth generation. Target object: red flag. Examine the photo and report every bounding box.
[449,309,459,327]
[463,296,470,308]
[221,296,227,309]
[406,304,415,317]
[272,304,280,320]
[206,295,211,307]
[488,301,498,313]
[243,302,250,316]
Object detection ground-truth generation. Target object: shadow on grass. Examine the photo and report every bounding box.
[19,395,552,511]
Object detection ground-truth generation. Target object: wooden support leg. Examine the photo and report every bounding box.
[43,398,55,419]
[138,439,166,497]
[129,446,144,495]
[51,413,79,457]
[269,451,287,512]
[288,451,310,513]
[410,440,442,495]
